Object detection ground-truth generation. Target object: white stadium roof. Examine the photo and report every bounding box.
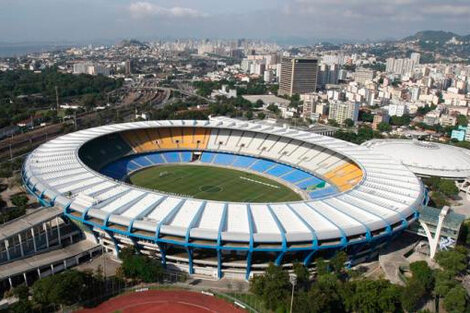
[362,139,470,179]
[23,120,424,244]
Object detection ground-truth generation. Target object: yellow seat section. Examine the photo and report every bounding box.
[193,128,209,150]
[181,127,197,149]
[135,129,156,152]
[121,130,147,152]
[146,129,161,149]
[157,128,178,149]
[324,162,363,192]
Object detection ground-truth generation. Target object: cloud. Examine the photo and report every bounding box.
[129,2,208,19]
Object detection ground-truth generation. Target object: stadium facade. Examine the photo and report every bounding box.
[22,119,425,279]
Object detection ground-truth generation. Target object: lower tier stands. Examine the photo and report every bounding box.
[99,151,336,200]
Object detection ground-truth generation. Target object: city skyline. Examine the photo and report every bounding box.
[1,0,470,43]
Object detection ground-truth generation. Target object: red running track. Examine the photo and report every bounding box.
[75,290,247,313]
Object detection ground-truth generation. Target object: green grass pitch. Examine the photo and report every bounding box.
[128,164,302,203]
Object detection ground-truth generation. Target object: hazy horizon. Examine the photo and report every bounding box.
[1,0,469,43]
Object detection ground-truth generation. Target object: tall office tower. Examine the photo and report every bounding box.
[278,57,318,96]
[411,52,421,65]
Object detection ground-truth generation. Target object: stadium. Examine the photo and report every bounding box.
[22,118,425,280]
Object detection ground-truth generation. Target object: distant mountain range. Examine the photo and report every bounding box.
[401,30,470,43]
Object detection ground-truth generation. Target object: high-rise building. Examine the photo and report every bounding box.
[278,57,318,96]
[353,68,376,84]
[410,52,421,65]
[328,101,360,124]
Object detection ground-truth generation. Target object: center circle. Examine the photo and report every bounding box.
[200,185,222,193]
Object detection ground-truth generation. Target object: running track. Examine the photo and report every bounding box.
[75,290,247,313]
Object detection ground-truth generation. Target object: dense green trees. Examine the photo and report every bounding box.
[334,126,383,144]
[0,68,122,128]
[250,263,290,311]
[377,122,392,132]
[118,247,164,283]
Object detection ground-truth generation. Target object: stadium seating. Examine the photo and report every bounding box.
[250,159,276,173]
[232,155,257,168]
[94,126,366,195]
[213,153,236,166]
[79,133,133,171]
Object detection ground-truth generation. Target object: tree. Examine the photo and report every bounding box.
[444,285,467,313]
[377,122,392,132]
[255,99,264,108]
[344,118,354,128]
[434,270,458,297]
[257,112,266,120]
[439,180,459,197]
[250,263,290,311]
[342,279,402,313]
[457,114,468,126]
[409,261,434,292]
[245,111,254,120]
[267,104,280,113]
[293,263,310,290]
[330,251,348,275]
[328,119,339,127]
[435,247,468,276]
[10,194,28,209]
[401,279,426,312]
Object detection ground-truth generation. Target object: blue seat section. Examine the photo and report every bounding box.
[296,177,323,189]
[250,159,276,173]
[283,170,312,183]
[309,187,337,199]
[180,152,192,162]
[146,153,165,164]
[132,155,153,167]
[101,158,141,179]
[163,152,180,163]
[232,155,257,168]
[201,152,215,163]
[265,164,292,177]
[213,153,236,166]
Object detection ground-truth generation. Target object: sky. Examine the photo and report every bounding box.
[1,0,470,43]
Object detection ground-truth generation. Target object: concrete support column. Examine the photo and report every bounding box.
[31,227,37,252]
[50,263,54,274]
[56,217,62,246]
[4,240,10,261]
[245,251,252,280]
[187,248,194,274]
[8,277,12,289]
[217,249,222,279]
[23,273,28,286]
[43,223,50,248]
[37,268,41,279]
[63,260,67,270]
[420,206,450,259]
[18,234,24,257]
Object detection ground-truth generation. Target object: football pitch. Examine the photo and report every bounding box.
[128,164,302,202]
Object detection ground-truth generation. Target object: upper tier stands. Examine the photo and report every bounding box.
[83,127,364,192]
[78,133,133,171]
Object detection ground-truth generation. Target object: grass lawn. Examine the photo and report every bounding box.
[128,164,302,202]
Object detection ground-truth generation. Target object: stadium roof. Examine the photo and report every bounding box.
[23,119,424,245]
[362,139,470,179]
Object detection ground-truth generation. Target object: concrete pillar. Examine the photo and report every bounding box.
[4,240,10,261]
[23,273,28,286]
[56,217,62,246]
[31,227,37,252]
[420,206,450,259]
[63,260,67,270]
[8,277,12,289]
[18,234,24,257]
[50,263,54,274]
[43,223,50,248]
[37,268,41,278]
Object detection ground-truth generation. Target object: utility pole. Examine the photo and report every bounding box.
[55,85,59,113]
